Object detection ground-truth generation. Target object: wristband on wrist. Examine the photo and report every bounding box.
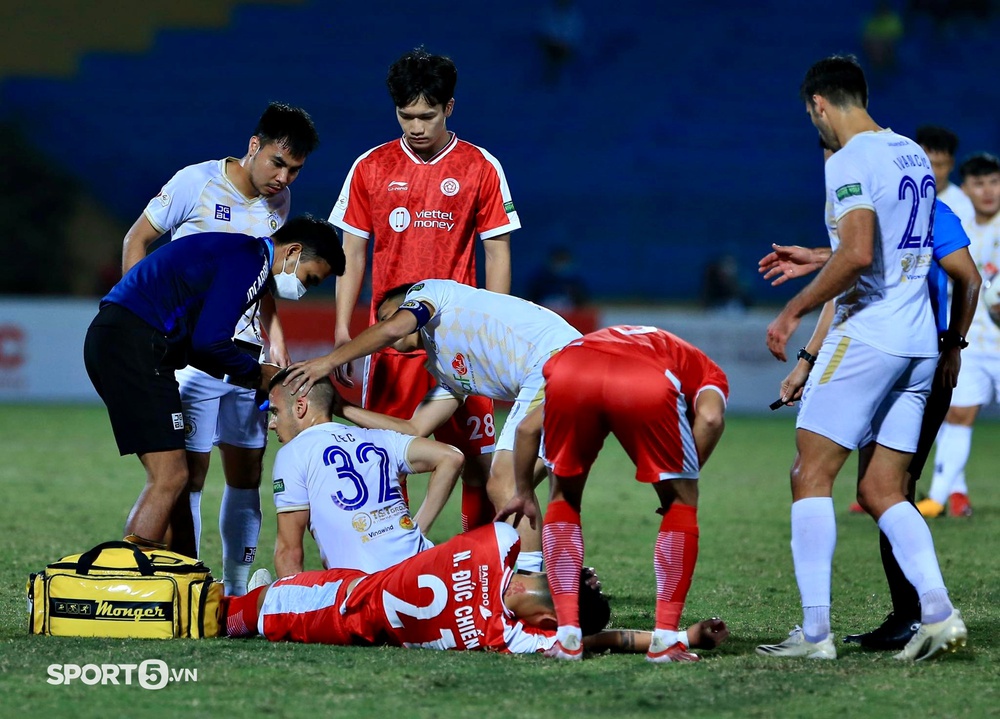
[939,329,969,351]
[796,348,817,366]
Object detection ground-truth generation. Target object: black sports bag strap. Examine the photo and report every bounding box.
[76,541,156,576]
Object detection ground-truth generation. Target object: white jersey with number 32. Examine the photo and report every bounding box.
[825,130,938,357]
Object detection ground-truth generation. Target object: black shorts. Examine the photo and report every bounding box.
[907,364,954,483]
[84,303,187,456]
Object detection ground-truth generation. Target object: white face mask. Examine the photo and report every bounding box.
[273,253,307,300]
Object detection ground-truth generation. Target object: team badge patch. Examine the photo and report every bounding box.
[440,178,460,197]
[352,513,372,532]
[215,204,232,221]
[157,191,170,207]
[268,214,279,231]
[835,183,863,201]
[452,353,468,376]
[273,479,285,494]
[399,515,415,530]
[183,418,196,439]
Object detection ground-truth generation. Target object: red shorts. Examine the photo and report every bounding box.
[541,346,701,482]
[363,349,495,456]
[260,569,365,644]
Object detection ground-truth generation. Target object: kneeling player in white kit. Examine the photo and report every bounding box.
[121,103,319,593]
[266,369,465,577]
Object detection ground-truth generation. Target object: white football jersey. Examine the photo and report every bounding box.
[143,158,290,344]
[271,422,432,573]
[962,212,1000,353]
[825,130,938,357]
[403,279,581,401]
[938,183,975,227]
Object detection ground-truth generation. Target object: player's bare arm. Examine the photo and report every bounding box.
[260,294,290,367]
[406,438,465,533]
[483,234,512,294]
[583,619,729,653]
[494,406,543,528]
[938,246,981,388]
[691,390,726,468]
[780,300,835,405]
[284,305,420,395]
[121,214,164,275]
[767,208,875,361]
[758,244,832,286]
[332,232,369,383]
[274,509,309,577]
[340,395,462,438]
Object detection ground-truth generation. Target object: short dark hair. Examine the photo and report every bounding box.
[386,47,457,109]
[916,126,960,156]
[253,102,320,158]
[376,282,417,311]
[271,214,346,275]
[959,152,1000,181]
[579,573,612,637]
[800,55,868,109]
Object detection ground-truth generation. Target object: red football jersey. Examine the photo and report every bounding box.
[329,134,520,320]
[565,326,730,405]
[260,524,555,653]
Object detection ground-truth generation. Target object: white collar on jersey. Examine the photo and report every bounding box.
[399,132,459,165]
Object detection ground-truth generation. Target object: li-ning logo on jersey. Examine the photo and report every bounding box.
[440,178,460,197]
[388,181,409,192]
[451,353,469,376]
[215,204,232,221]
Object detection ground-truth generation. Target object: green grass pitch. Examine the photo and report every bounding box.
[0,406,997,718]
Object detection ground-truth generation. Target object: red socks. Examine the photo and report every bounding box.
[654,502,699,631]
[224,586,266,638]
[461,482,494,532]
[543,499,584,629]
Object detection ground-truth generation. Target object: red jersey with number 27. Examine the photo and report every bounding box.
[328,134,520,320]
[260,523,555,654]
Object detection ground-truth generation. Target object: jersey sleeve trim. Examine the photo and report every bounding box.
[275,504,310,514]
[479,225,517,241]
[330,219,370,240]
[142,208,168,235]
[695,385,728,407]
[834,203,876,223]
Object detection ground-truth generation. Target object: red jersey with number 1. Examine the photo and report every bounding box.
[260,523,556,653]
[329,133,520,320]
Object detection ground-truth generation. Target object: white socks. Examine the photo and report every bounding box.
[189,491,203,558]
[518,550,544,573]
[929,423,972,503]
[790,497,836,643]
[877,501,952,624]
[220,486,262,596]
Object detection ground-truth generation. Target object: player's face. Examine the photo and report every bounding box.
[274,245,335,293]
[396,97,454,158]
[377,297,421,352]
[247,138,307,197]
[267,390,296,443]
[963,172,1000,219]
[924,149,955,189]
[806,101,840,152]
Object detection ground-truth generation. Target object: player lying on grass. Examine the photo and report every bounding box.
[222,523,730,656]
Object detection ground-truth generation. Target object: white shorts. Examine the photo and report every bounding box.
[950,350,1000,408]
[796,335,935,452]
[495,363,547,453]
[176,366,267,453]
